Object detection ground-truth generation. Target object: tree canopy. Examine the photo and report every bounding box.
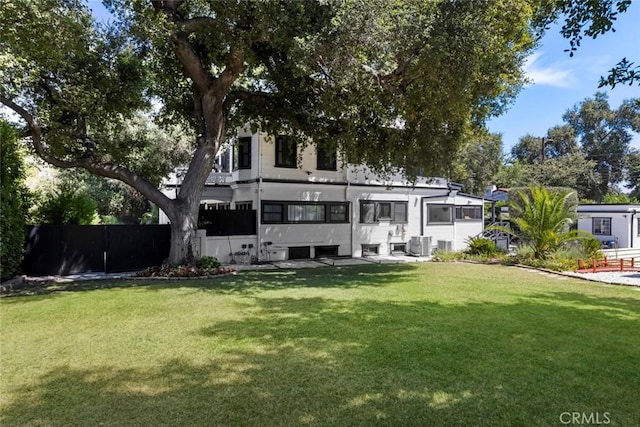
[1,0,548,262]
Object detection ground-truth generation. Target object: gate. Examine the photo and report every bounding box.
[22,225,170,276]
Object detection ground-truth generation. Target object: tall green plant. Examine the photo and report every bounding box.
[508,186,582,259]
[0,120,30,280]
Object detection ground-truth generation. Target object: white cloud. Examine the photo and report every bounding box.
[523,53,574,88]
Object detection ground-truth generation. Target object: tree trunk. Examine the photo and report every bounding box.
[167,207,199,265]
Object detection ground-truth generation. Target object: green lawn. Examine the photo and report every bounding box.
[1,263,639,426]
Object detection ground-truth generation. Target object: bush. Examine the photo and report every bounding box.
[33,182,98,224]
[196,256,220,269]
[0,121,30,281]
[466,236,498,256]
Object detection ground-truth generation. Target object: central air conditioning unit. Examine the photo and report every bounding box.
[437,240,453,252]
[409,236,431,256]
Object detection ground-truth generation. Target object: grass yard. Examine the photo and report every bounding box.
[1,263,639,426]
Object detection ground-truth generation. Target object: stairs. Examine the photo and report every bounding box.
[477,221,518,253]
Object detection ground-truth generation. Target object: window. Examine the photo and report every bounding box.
[455,206,482,221]
[235,201,253,210]
[361,201,376,223]
[427,205,453,224]
[262,201,349,224]
[263,203,284,223]
[234,137,251,170]
[275,135,297,168]
[361,244,379,256]
[360,201,408,223]
[329,204,348,222]
[592,217,611,235]
[394,203,407,222]
[317,147,337,171]
[288,204,325,222]
[203,203,230,211]
[637,218,640,236]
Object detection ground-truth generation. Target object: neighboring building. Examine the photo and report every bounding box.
[577,204,640,249]
[160,128,485,262]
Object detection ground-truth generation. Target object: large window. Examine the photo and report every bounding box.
[592,217,611,235]
[262,201,349,224]
[360,201,408,223]
[234,137,251,170]
[288,204,325,222]
[427,205,453,224]
[275,135,297,168]
[317,147,337,171]
[455,206,482,221]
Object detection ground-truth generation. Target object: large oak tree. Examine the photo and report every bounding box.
[1,0,618,263]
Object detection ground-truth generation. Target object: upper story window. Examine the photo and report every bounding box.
[234,137,251,170]
[317,147,337,171]
[455,206,482,221]
[427,205,453,224]
[360,201,408,223]
[592,217,611,235]
[275,135,297,168]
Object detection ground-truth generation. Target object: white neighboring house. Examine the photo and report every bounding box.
[577,204,640,249]
[160,128,485,262]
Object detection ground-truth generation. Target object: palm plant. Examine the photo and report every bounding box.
[507,186,581,259]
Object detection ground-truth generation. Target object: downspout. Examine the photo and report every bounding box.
[347,180,352,257]
[257,132,263,261]
[631,209,637,248]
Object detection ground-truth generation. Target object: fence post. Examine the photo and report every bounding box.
[592,259,597,273]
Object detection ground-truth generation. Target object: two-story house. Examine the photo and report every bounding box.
[160,128,485,262]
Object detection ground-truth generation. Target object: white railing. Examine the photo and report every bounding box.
[600,248,640,260]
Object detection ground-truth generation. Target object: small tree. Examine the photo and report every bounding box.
[508,186,581,259]
[0,120,30,280]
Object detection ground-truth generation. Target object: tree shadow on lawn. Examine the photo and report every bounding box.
[0,263,418,300]
[3,292,639,426]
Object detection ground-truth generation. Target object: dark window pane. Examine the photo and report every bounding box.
[317,147,337,170]
[276,136,297,168]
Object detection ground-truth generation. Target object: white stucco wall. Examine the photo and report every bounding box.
[576,205,640,249]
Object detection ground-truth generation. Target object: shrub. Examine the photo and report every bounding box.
[0,121,30,280]
[33,182,98,224]
[196,256,220,269]
[466,236,498,256]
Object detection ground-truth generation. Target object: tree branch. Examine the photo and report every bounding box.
[172,33,214,93]
[217,44,245,95]
[0,94,175,216]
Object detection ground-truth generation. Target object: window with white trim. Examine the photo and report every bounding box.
[360,201,408,223]
[427,205,453,224]
[275,135,297,168]
[317,147,337,171]
[592,217,611,235]
[233,137,251,170]
[455,206,482,221]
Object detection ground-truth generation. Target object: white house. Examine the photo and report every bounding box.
[577,204,640,249]
[160,129,485,262]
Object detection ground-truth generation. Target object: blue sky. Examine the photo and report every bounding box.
[87,1,640,154]
[487,2,640,154]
